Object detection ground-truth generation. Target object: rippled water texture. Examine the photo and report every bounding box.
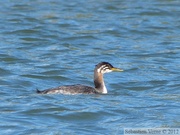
[0,0,180,134]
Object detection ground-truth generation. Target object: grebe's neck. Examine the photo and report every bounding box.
[94,71,107,94]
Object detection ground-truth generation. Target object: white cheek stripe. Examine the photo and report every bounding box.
[97,65,113,73]
[104,69,112,73]
[97,65,106,73]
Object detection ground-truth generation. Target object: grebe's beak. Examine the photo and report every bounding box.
[111,67,123,72]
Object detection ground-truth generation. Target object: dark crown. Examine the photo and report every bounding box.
[96,62,113,68]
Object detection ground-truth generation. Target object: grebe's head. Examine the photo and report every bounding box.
[95,62,123,74]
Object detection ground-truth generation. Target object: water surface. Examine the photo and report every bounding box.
[0,0,179,134]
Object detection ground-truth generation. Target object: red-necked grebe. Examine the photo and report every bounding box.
[37,62,123,94]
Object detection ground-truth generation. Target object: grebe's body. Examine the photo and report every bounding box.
[37,62,123,94]
[37,84,98,94]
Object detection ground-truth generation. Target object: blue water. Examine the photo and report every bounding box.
[0,0,179,134]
